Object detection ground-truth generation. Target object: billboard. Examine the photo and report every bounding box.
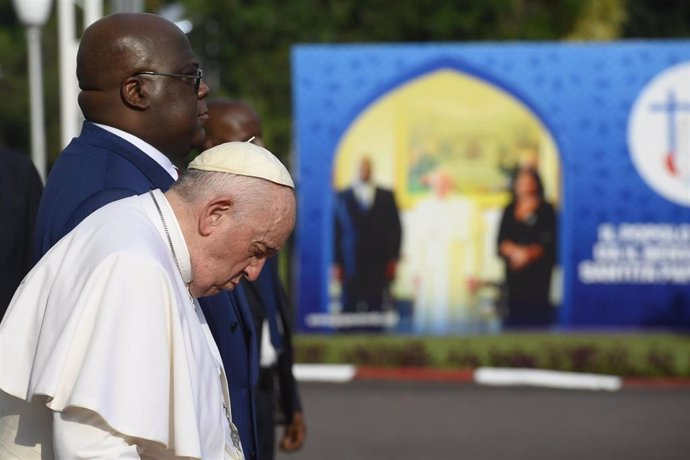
[291,42,690,334]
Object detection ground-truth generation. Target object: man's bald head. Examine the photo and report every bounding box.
[77,13,188,99]
[202,99,263,150]
[76,13,209,160]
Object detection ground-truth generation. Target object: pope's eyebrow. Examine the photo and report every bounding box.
[263,245,279,257]
[251,242,279,258]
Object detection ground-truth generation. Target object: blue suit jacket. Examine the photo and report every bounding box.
[33,121,259,458]
[248,258,302,418]
[333,187,401,279]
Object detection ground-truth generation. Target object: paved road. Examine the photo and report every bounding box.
[277,380,690,460]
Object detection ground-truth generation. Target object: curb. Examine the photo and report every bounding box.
[355,366,474,382]
[293,364,690,390]
[474,367,621,391]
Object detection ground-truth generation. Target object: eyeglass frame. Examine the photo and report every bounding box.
[134,68,204,93]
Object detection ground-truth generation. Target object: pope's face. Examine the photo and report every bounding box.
[189,188,295,297]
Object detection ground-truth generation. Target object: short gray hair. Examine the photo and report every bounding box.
[170,168,285,218]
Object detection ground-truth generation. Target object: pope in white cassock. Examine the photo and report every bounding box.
[405,169,483,334]
[0,141,296,459]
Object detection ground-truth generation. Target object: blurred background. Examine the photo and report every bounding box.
[2,0,690,170]
[3,0,690,380]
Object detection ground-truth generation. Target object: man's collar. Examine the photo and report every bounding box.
[92,123,178,180]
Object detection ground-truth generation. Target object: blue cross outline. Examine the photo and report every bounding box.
[649,89,690,161]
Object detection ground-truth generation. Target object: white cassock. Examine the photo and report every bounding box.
[406,194,483,333]
[0,189,243,460]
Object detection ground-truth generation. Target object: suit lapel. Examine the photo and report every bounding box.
[229,286,258,379]
[81,122,175,190]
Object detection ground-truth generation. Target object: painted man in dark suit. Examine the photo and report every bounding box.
[0,148,42,319]
[333,157,402,317]
[202,98,306,460]
[31,14,260,458]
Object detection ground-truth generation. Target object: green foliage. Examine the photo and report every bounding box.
[567,0,627,40]
[293,333,690,378]
[1,0,689,170]
[341,340,431,367]
[178,0,587,162]
[623,0,690,38]
[0,1,30,150]
[0,1,62,164]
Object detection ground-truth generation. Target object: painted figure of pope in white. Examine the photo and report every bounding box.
[0,141,296,459]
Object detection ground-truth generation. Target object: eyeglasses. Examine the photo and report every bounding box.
[135,68,204,93]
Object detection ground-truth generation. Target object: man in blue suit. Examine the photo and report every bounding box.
[333,157,402,320]
[32,13,260,458]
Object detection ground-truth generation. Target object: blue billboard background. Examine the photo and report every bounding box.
[292,42,690,333]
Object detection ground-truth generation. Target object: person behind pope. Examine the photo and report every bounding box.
[0,141,296,459]
[202,98,306,460]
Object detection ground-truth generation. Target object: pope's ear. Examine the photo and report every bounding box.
[120,76,150,110]
[199,198,233,236]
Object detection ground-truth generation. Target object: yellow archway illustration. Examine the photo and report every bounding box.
[332,68,561,333]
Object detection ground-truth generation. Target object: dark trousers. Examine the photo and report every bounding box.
[257,366,277,460]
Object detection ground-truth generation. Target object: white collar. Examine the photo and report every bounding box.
[148,189,192,283]
[353,180,375,208]
[93,123,178,180]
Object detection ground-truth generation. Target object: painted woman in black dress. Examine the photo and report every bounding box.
[497,167,557,327]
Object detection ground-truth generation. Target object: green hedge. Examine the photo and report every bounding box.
[293,332,690,378]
